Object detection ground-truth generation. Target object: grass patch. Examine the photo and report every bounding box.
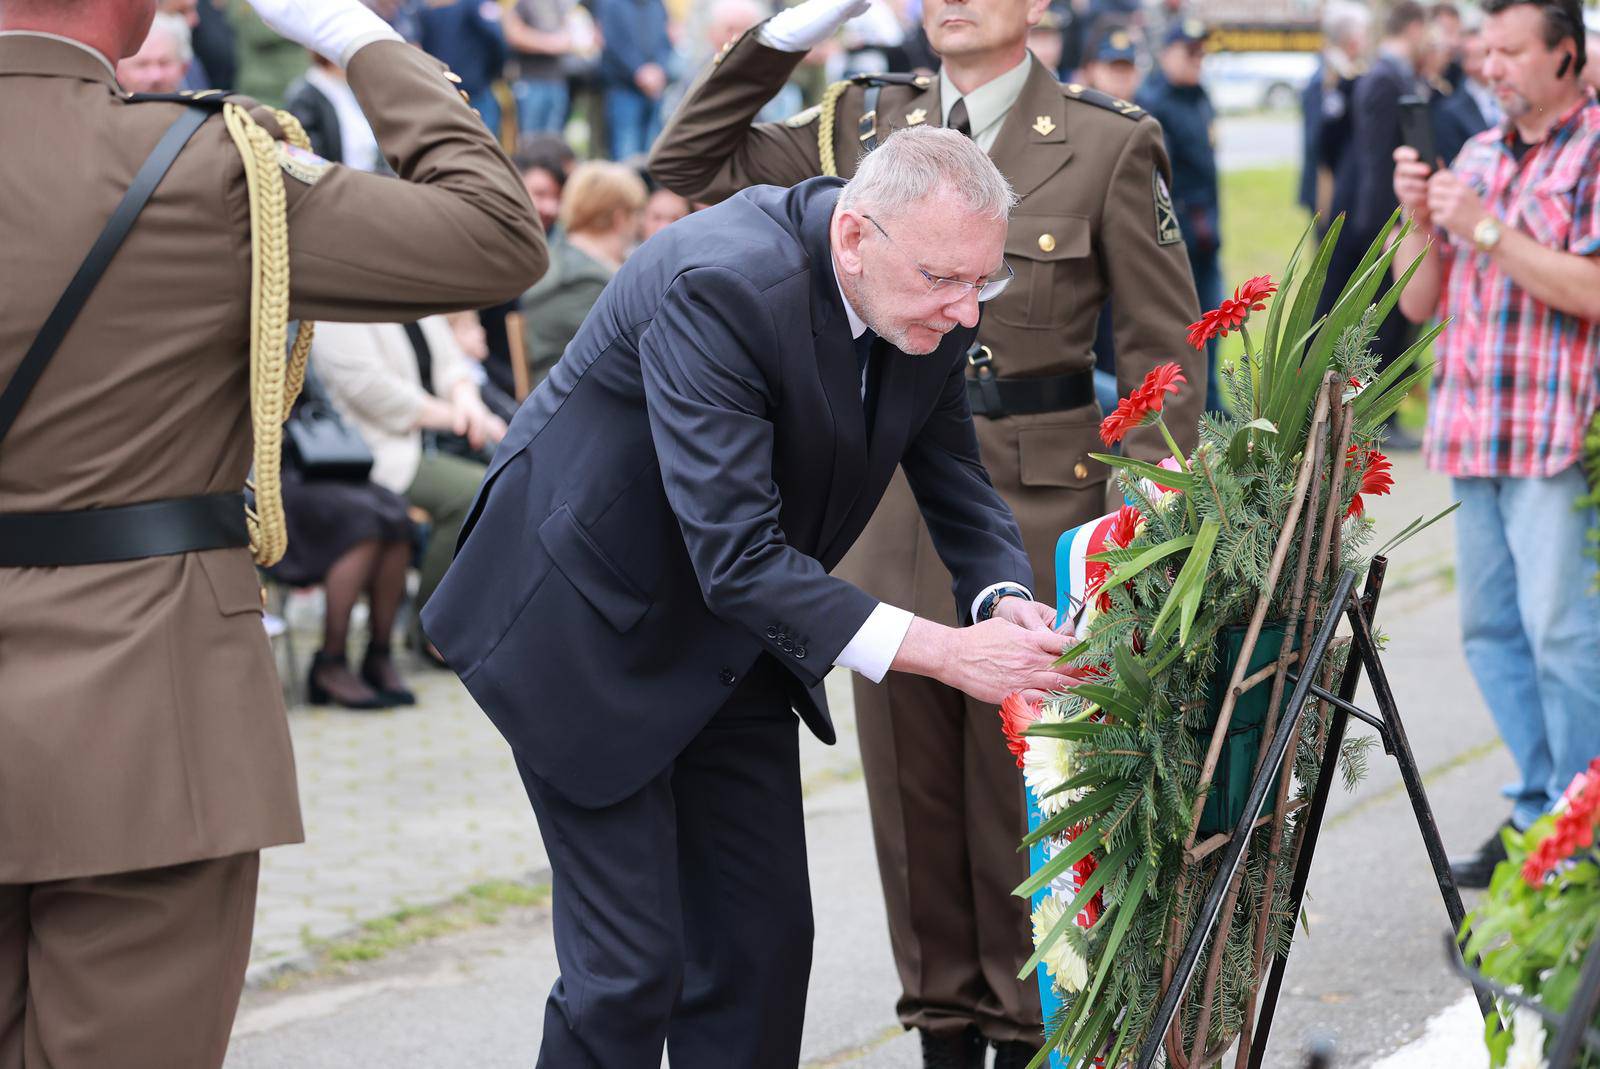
[292,878,552,975]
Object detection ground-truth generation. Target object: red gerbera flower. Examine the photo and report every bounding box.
[1186,275,1278,349]
[1346,447,1394,519]
[1084,505,1144,612]
[997,692,1041,769]
[1523,760,1600,886]
[1099,363,1188,446]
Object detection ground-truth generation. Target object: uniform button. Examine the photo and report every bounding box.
[1074,461,1089,480]
[260,586,269,608]
[1038,233,1057,253]
[765,626,779,639]
[780,640,795,653]
[719,668,737,686]
[444,70,463,84]
[795,647,807,660]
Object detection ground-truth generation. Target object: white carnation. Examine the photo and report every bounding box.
[1031,894,1089,994]
[1506,1006,1547,1069]
[1024,706,1082,816]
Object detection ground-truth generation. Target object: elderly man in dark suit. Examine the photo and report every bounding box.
[1432,25,1501,166]
[423,125,1077,1068]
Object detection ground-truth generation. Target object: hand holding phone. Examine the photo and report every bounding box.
[1397,95,1439,172]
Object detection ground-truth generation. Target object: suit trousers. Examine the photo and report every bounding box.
[0,852,259,1069]
[852,670,1041,1045]
[518,656,815,1068]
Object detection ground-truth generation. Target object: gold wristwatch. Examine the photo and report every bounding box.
[1473,216,1503,253]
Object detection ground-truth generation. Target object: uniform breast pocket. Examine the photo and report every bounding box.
[988,214,1093,330]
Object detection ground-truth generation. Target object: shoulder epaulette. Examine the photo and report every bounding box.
[1061,82,1146,121]
[847,71,934,91]
[123,88,231,108]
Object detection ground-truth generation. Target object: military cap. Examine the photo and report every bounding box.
[1093,27,1140,64]
[1165,18,1210,47]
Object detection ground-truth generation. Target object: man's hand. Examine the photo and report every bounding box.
[450,385,507,450]
[1393,146,1434,227]
[938,618,1080,705]
[635,63,668,99]
[992,595,1071,635]
[1426,168,1489,241]
[245,0,401,66]
[758,0,872,53]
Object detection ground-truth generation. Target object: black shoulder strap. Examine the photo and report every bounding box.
[0,103,214,454]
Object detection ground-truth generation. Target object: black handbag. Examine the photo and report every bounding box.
[284,365,374,482]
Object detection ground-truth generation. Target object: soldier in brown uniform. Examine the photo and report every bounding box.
[651,0,1205,1064]
[0,0,545,1065]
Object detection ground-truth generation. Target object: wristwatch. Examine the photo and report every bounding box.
[976,584,1030,623]
[1473,216,1503,253]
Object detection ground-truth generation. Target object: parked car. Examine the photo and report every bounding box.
[1202,51,1318,112]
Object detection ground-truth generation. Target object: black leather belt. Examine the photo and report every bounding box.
[0,492,249,567]
[965,345,1095,419]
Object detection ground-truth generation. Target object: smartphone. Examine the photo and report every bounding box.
[1397,95,1437,170]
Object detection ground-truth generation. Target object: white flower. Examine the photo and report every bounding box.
[1024,705,1080,816]
[1506,1006,1548,1069]
[1032,895,1089,994]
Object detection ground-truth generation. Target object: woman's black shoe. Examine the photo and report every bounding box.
[360,647,416,706]
[307,651,386,710]
[919,1027,984,1069]
[1449,818,1516,889]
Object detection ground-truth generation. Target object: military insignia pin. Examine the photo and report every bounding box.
[906,108,927,126]
[1032,115,1056,137]
[1153,171,1183,246]
[277,142,332,186]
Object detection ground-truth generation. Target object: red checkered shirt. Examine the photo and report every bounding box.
[1427,94,1600,478]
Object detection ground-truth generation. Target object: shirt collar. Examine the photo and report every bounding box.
[0,30,116,81]
[939,53,1032,142]
[833,268,868,339]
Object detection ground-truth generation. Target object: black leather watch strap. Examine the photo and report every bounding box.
[976,584,1031,622]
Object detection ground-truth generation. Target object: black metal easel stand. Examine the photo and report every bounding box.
[1134,561,1493,1069]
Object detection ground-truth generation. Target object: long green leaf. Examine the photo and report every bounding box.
[1377,501,1462,556]
[1088,453,1195,492]
[1149,519,1219,644]
[1101,533,1198,588]
[1270,215,1344,412]
[1016,837,1137,978]
[1051,635,1093,668]
[1370,241,1428,329]
[1065,682,1144,723]
[1075,854,1156,1016]
[1014,817,1107,897]
[1178,519,1220,646]
[1112,641,1151,700]
[1256,222,1312,409]
[1020,785,1123,850]
[1026,720,1113,742]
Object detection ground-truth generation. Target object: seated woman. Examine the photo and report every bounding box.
[270,392,418,710]
[520,160,647,391]
[311,316,507,662]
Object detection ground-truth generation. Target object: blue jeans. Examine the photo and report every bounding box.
[1454,465,1600,829]
[470,87,502,141]
[513,77,569,134]
[604,86,662,160]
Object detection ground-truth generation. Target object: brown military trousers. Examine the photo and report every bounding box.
[854,671,1041,1045]
[0,852,258,1069]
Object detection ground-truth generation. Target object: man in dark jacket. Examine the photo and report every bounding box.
[416,0,507,135]
[594,0,672,159]
[423,127,1078,1068]
[1299,1,1370,231]
[1432,25,1500,166]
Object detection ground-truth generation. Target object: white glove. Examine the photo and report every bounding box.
[757,0,872,53]
[245,0,403,68]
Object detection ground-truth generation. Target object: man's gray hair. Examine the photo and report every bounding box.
[838,125,1017,223]
[1322,0,1372,45]
[149,11,193,65]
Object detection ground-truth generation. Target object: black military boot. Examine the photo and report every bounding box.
[919,1026,985,1069]
[1449,818,1517,889]
[993,1038,1044,1069]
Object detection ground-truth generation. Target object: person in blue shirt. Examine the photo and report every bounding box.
[594,0,673,160]
[417,0,507,137]
[1137,19,1222,410]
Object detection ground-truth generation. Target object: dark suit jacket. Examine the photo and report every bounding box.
[1332,52,1422,244]
[1433,86,1491,170]
[423,178,1032,808]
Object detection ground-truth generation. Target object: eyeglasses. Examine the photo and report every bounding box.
[863,214,1014,303]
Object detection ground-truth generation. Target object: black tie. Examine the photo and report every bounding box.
[853,330,876,398]
[947,98,972,139]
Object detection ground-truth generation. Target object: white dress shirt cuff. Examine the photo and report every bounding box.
[970,582,1032,625]
[834,603,915,683]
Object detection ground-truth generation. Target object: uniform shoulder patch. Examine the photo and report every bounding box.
[785,104,821,128]
[1153,171,1183,246]
[1062,83,1146,121]
[123,89,231,108]
[848,71,932,90]
[277,141,332,186]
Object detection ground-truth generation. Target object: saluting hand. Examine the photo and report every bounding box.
[246,0,401,67]
[759,0,873,53]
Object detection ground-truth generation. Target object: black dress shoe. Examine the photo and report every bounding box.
[360,647,416,707]
[993,1038,1045,1069]
[919,1026,985,1069]
[307,651,386,710]
[1449,819,1516,889]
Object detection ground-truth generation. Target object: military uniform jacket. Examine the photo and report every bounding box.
[651,31,1204,623]
[0,35,547,883]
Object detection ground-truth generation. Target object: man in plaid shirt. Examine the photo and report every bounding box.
[1393,0,1600,887]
